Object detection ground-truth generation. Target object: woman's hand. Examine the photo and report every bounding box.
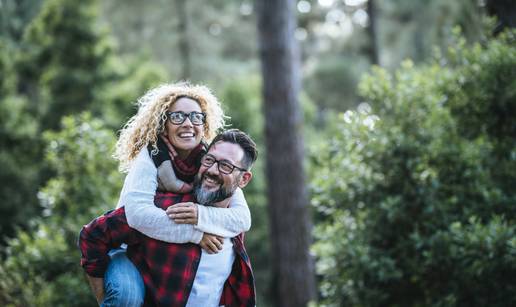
[166,202,198,225]
[199,233,224,254]
[160,134,178,158]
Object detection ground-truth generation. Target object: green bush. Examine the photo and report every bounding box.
[311,30,516,306]
[0,114,122,306]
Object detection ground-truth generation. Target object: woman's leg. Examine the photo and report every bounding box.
[101,248,145,307]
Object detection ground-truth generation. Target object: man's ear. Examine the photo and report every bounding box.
[238,171,253,188]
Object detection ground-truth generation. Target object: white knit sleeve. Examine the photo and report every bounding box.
[117,149,203,244]
[195,188,251,237]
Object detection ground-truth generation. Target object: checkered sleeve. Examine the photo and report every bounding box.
[220,233,256,307]
[78,207,142,277]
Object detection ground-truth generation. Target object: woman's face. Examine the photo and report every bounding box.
[164,97,205,158]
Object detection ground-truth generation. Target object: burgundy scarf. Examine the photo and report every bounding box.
[157,135,207,183]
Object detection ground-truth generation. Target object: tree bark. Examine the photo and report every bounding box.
[485,0,516,35]
[256,0,315,306]
[175,0,191,79]
[366,0,379,65]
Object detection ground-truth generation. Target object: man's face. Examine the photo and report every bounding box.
[193,141,251,206]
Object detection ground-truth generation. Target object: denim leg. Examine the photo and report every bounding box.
[101,248,145,307]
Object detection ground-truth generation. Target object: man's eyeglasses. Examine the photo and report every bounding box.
[201,154,247,175]
[166,111,206,126]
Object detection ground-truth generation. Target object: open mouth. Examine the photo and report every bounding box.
[202,174,222,188]
[178,132,195,139]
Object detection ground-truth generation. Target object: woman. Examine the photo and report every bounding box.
[101,82,251,306]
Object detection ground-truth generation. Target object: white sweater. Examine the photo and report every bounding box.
[116,149,251,244]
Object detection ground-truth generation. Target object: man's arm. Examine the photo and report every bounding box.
[78,207,143,302]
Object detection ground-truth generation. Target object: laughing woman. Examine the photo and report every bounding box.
[94,82,251,306]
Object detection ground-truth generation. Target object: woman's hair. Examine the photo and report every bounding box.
[114,82,226,172]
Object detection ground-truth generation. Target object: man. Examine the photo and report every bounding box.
[79,129,258,306]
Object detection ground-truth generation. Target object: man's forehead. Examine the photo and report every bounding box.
[208,141,244,162]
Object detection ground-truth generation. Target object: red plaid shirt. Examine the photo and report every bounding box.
[79,192,256,307]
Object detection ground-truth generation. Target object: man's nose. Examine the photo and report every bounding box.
[206,162,220,175]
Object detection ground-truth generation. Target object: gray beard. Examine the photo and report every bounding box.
[193,175,235,206]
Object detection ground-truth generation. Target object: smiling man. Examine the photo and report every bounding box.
[79,129,258,307]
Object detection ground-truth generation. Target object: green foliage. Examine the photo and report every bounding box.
[0,40,43,242]
[0,113,121,306]
[0,0,165,244]
[17,0,165,131]
[18,0,112,130]
[305,56,367,111]
[0,0,43,43]
[93,54,167,129]
[311,30,516,306]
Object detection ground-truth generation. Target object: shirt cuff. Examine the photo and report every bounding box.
[191,228,203,244]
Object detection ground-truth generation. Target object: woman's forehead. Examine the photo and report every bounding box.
[169,97,202,112]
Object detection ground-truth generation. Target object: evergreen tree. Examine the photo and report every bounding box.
[257,0,316,305]
[0,40,42,243]
[18,0,114,130]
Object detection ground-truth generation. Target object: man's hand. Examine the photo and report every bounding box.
[166,202,198,225]
[86,275,104,305]
[200,233,224,254]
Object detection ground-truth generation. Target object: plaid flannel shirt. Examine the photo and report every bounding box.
[79,192,255,307]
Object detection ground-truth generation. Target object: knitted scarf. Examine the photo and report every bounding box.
[149,136,207,183]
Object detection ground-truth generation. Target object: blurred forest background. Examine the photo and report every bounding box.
[0,0,515,306]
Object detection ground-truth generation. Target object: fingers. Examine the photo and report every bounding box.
[214,236,224,246]
[173,218,197,224]
[166,203,198,224]
[200,234,224,254]
[200,240,218,254]
[169,212,195,219]
[167,210,195,221]
[160,135,177,157]
[166,204,194,216]
[178,183,193,193]
[212,237,223,251]
[167,202,194,212]
[207,240,220,254]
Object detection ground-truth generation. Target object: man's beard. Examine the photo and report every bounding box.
[193,172,237,206]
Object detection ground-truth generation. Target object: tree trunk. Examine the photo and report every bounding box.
[175,0,191,79]
[366,0,379,65]
[256,0,315,306]
[486,0,516,35]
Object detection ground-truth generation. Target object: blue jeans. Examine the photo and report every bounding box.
[101,248,145,307]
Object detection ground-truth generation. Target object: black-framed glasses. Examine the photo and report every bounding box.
[201,154,247,175]
[166,111,206,126]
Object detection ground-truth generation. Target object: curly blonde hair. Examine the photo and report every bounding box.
[114,82,226,172]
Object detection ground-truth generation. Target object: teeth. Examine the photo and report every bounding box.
[179,132,194,138]
[203,176,220,185]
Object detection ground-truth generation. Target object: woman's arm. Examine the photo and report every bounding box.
[194,188,251,237]
[119,149,203,243]
[120,149,251,242]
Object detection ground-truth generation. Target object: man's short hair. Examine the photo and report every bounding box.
[209,129,258,170]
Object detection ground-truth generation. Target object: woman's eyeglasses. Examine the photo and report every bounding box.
[166,111,206,125]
